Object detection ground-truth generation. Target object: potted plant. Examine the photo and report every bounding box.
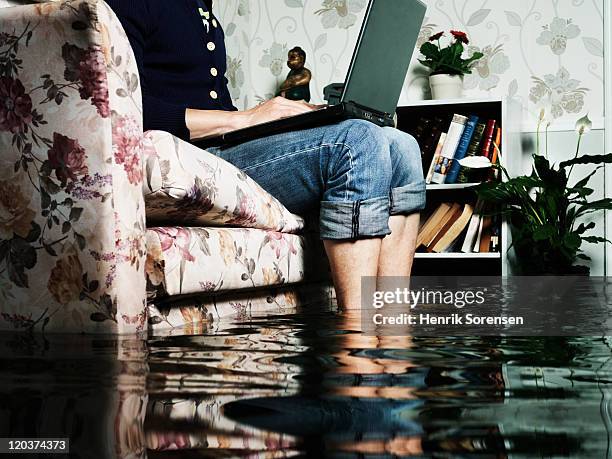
[473,113,612,275]
[419,30,483,100]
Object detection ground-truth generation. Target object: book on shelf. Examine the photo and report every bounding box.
[418,200,501,255]
[430,114,468,184]
[487,127,502,181]
[425,132,447,183]
[420,116,446,173]
[473,214,485,252]
[445,115,479,184]
[416,202,457,248]
[461,200,483,253]
[478,215,494,253]
[410,116,433,166]
[427,203,464,251]
[429,203,475,253]
[490,216,501,253]
[417,202,477,254]
[480,120,497,159]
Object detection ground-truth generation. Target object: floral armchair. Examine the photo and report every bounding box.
[0,0,330,334]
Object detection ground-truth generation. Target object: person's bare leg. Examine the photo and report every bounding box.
[324,238,382,310]
[378,214,420,277]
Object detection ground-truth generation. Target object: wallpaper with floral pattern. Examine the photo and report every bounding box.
[218,0,605,128]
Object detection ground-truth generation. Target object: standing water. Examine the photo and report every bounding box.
[1,308,612,457]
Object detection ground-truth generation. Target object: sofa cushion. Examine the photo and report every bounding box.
[143,131,304,233]
[145,227,328,299]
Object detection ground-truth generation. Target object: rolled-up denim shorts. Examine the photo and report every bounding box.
[207,119,426,240]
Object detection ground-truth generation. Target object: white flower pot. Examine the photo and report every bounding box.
[429,74,464,100]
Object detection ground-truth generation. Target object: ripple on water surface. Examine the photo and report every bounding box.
[1,310,612,458]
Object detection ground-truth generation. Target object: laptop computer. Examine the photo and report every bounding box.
[197,0,427,148]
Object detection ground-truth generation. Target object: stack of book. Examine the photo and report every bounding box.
[410,114,501,185]
[417,200,500,254]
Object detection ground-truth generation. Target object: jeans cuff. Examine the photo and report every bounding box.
[320,197,391,240]
[389,182,426,215]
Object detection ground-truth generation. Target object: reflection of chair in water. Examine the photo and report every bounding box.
[0,334,148,459]
[145,323,304,455]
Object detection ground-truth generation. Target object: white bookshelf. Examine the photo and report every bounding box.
[397,97,521,276]
[426,183,480,191]
[414,252,501,260]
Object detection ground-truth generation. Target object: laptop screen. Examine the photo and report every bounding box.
[341,0,427,115]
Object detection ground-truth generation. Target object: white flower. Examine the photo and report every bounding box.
[464,44,510,91]
[315,0,367,29]
[575,113,593,135]
[258,42,288,77]
[536,17,580,55]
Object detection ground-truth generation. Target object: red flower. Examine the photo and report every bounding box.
[451,30,469,44]
[0,77,33,133]
[48,133,89,185]
[78,47,110,118]
[429,31,444,41]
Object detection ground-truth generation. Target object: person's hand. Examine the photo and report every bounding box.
[244,96,316,127]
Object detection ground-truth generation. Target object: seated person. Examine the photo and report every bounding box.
[106,0,426,309]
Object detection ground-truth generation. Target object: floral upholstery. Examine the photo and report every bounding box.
[0,0,148,334]
[146,226,327,299]
[0,0,329,334]
[143,130,304,233]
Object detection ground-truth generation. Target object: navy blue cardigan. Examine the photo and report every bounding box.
[106,0,236,140]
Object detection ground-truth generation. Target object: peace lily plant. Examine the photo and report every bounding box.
[467,111,612,275]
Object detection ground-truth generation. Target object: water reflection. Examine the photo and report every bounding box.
[0,333,148,458]
[1,309,612,457]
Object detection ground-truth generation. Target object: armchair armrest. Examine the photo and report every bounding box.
[0,0,147,333]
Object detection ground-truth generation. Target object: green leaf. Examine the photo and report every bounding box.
[420,42,440,58]
[533,225,556,241]
[560,153,612,169]
[533,155,566,189]
[563,233,582,251]
[575,222,596,235]
[571,166,602,190]
[583,236,611,244]
[576,198,612,217]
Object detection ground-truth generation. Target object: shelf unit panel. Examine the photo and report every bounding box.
[426,183,480,190]
[414,252,501,259]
